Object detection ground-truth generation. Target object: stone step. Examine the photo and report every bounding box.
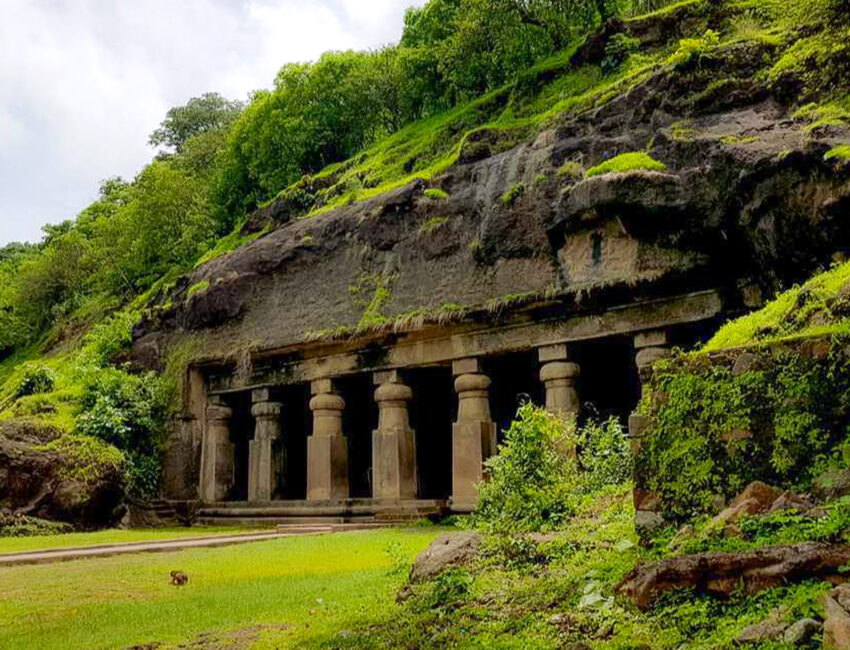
[197,516,344,527]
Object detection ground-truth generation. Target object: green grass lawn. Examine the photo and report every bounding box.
[0,526,268,555]
[0,527,440,650]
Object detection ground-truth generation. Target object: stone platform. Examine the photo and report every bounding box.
[196,498,449,526]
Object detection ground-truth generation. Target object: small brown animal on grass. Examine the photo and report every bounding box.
[170,571,189,586]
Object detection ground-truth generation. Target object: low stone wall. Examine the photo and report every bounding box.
[631,335,850,533]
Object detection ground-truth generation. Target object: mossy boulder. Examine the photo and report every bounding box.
[0,421,125,528]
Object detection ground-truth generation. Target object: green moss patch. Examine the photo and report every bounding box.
[704,260,850,351]
[585,152,667,178]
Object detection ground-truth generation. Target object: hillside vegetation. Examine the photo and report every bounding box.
[0,0,848,510]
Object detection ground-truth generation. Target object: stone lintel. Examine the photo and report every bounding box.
[251,388,274,403]
[634,329,669,350]
[537,343,569,363]
[311,378,336,395]
[373,369,402,386]
[208,394,229,407]
[206,290,723,395]
[452,357,482,376]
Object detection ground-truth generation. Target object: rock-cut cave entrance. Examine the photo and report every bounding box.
[337,374,379,499]
[486,350,546,443]
[408,366,454,500]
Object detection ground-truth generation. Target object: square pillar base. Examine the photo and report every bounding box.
[307,434,349,501]
[451,420,496,509]
[372,427,416,501]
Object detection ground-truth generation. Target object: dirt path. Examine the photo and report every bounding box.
[0,527,333,567]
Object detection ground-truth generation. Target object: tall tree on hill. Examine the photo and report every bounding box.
[149,92,243,153]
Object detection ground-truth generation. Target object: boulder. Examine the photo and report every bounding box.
[815,468,850,501]
[826,587,850,649]
[783,619,823,646]
[706,481,782,531]
[409,532,481,583]
[0,421,124,528]
[736,609,789,643]
[616,542,850,610]
[769,491,814,514]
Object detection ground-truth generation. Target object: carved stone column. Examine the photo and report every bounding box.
[247,389,283,503]
[451,358,497,512]
[537,344,580,420]
[630,329,671,537]
[307,379,349,502]
[200,395,234,503]
[372,371,417,501]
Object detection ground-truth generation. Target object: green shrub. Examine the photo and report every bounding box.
[602,33,640,73]
[15,364,55,398]
[74,367,167,498]
[579,416,632,492]
[0,513,72,537]
[667,29,720,70]
[585,152,667,178]
[638,346,850,520]
[473,403,579,532]
[428,567,474,608]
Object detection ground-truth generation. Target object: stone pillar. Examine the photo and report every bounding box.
[247,389,283,503]
[451,358,497,512]
[372,370,417,501]
[200,396,235,503]
[630,329,671,538]
[307,379,349,502]
[537,343,580,420]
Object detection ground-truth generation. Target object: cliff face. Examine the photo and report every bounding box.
[134,13,850,365]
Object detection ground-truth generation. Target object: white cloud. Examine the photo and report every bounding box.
[0,0,421,245]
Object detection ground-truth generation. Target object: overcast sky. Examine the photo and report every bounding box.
[0,0,423,246]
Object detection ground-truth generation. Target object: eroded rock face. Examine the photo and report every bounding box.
[0,422,124,527]
[409,532,481,583]
[134,37,850,369]
[615,542,850,610]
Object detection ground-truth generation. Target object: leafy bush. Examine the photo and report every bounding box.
[602,33,640,73]
[585,152,667,177]
[667,29,720,70]
[75,367,167,498]
[76,368,166,456]
[473,403,579,532]
[579,416,632,492]
[428,567,474,608]
[638,344,850,520]
[0,513,72,537]
[15,364,55,398]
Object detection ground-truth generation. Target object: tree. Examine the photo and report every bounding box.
[149,92,243,153]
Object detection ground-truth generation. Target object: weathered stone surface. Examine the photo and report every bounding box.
[736,609,789,644]
[706,481,782,530]
[615,542,850,610]
[815,468,850,501]
[768,491,814,514]
[133,38,850,380]
[409,532,481,583]
[783,619,822,646]
[825,587,850,649]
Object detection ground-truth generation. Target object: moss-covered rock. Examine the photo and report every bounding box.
[0,421,125,528]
